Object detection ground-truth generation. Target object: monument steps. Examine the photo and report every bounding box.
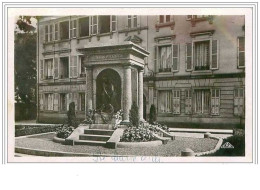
[79,134,111,141]
[74,139,107,146]
[84,129,114,136]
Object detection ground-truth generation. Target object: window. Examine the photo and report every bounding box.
[187,15,209,20]
[44,93,54,111]
[40,60,44,80]
[185,89,192,114]
[111,15,117,32]
[60,93,66,111]
[53,94,59,111]
[186,39,218,71]
[159,45,172,72]
[44,25,52,42]
[79,17,90,37]
[54,23,59,40]
[59,57,69,78]
[44,59,54,79]
[211,89,220,115]
[194,41,210,71]
[79,93,85,111]
[60,21,69,40]
[128,15,138,28]
[158,91,172,113]
[39,94,44,110]
[70,20,77,38]
[238,37,245,68]
[173,90,180,114]
[234,88,244,116]
[159,15,171,23]
[194,89,210,114]
[99,16,111,34]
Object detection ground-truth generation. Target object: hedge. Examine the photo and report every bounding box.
[15,124,62,137]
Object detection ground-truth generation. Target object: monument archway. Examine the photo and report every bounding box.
[96,69,121,112]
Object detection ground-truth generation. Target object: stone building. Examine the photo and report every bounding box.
[37,15,245,128]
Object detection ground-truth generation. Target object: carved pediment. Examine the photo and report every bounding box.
[124,35,143,44]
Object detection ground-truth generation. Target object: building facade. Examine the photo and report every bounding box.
[37,15,245,128]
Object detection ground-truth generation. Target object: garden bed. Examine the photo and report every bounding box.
[15,124,62,137]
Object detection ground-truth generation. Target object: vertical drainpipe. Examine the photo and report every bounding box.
[36,17,40,123]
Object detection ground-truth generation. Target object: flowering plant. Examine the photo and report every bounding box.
[56,124,74,139]
[114,109,123,120]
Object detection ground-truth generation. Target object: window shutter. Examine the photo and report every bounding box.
[211,89,220,115]
[234,89,239,115]
[73,93,79,111]
[39,94,44,110]
[154,46,158,72]
[54,58,59,79]
[238,37,245,68]
[53,93,59,111]
[185,89,192,114]
[74,56,78,77]
[69,56,72,78]
[111,15,117,32]
[40,60,44,80]
[136,16,140,27]
[211,40,218,69]
[50,94,54,110]
[173,90,180,114]
[186,43,192,71]
[172,44,179,72]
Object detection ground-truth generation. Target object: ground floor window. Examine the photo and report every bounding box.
[60,93,66,111]
[158,90,172,113]
[194,89,210,114]
[79,93,85,111]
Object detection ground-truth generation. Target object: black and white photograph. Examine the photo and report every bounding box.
[3,4,255,163]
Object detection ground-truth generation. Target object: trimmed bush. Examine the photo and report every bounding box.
[149,104,157,124]
[129,101,139,127]
[15,124,61,137]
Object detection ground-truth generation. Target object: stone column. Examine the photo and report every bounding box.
[138,69,144,121]
[122,65,132,123]
[85,66,93,117]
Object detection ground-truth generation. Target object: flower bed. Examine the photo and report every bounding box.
[56,124,74,139]
[120,122,170,142]
[15,124,62,137]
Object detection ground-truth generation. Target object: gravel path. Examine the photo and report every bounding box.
[15,133,218,157]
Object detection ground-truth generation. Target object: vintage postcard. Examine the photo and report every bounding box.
[5,4,255,163]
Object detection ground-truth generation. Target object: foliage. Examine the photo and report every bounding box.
[120,124,155,142]
[149,104,157,124]
[15,32,37,104]
[114,109,123,120]
[15,16,40,33]
[120,122,170,142]
[15,124,61,137]
[205,129,245,156]
[56,124,74,139]
[129,101,139,127]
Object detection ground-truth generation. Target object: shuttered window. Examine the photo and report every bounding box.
[211,40,218,69]
[194,40,210,70]
[79,93,86,111]
[158,91,172,113]
[128,15,138,28]
[73,93,79,111]
[66,93,72,111]
[234,88,244,116]
[54,23,59,40]
[238,37,245,68]
[186,43,192,71]
[159,45,172,72]
[44,93,54,111]
[60,93,66,111]
[194,89,210,114]
[91,16,98,35]
[185,89,192,114]
[211,89,220,115]
[111,15,117,32]
[173,90,180,114]
[172,44,179,72]
[54,58,59,79]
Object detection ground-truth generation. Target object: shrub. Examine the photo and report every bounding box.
[56,124,74,139]
[67,102,78,128]
[15,124,61,137]
[129,101,139,127]
[149,104,157,124]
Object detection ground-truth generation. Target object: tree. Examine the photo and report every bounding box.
[129,101,140,127]
[15,16,37,104]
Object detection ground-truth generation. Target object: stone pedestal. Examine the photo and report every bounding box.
[86,67,93,116]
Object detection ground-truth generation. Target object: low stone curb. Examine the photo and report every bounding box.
[53,136,66,144]
[117,140,162,148]
[194,137,223,156]
[15,132,56,139]
[15,147,136,157]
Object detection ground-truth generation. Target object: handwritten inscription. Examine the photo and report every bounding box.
[92,156,160,163]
